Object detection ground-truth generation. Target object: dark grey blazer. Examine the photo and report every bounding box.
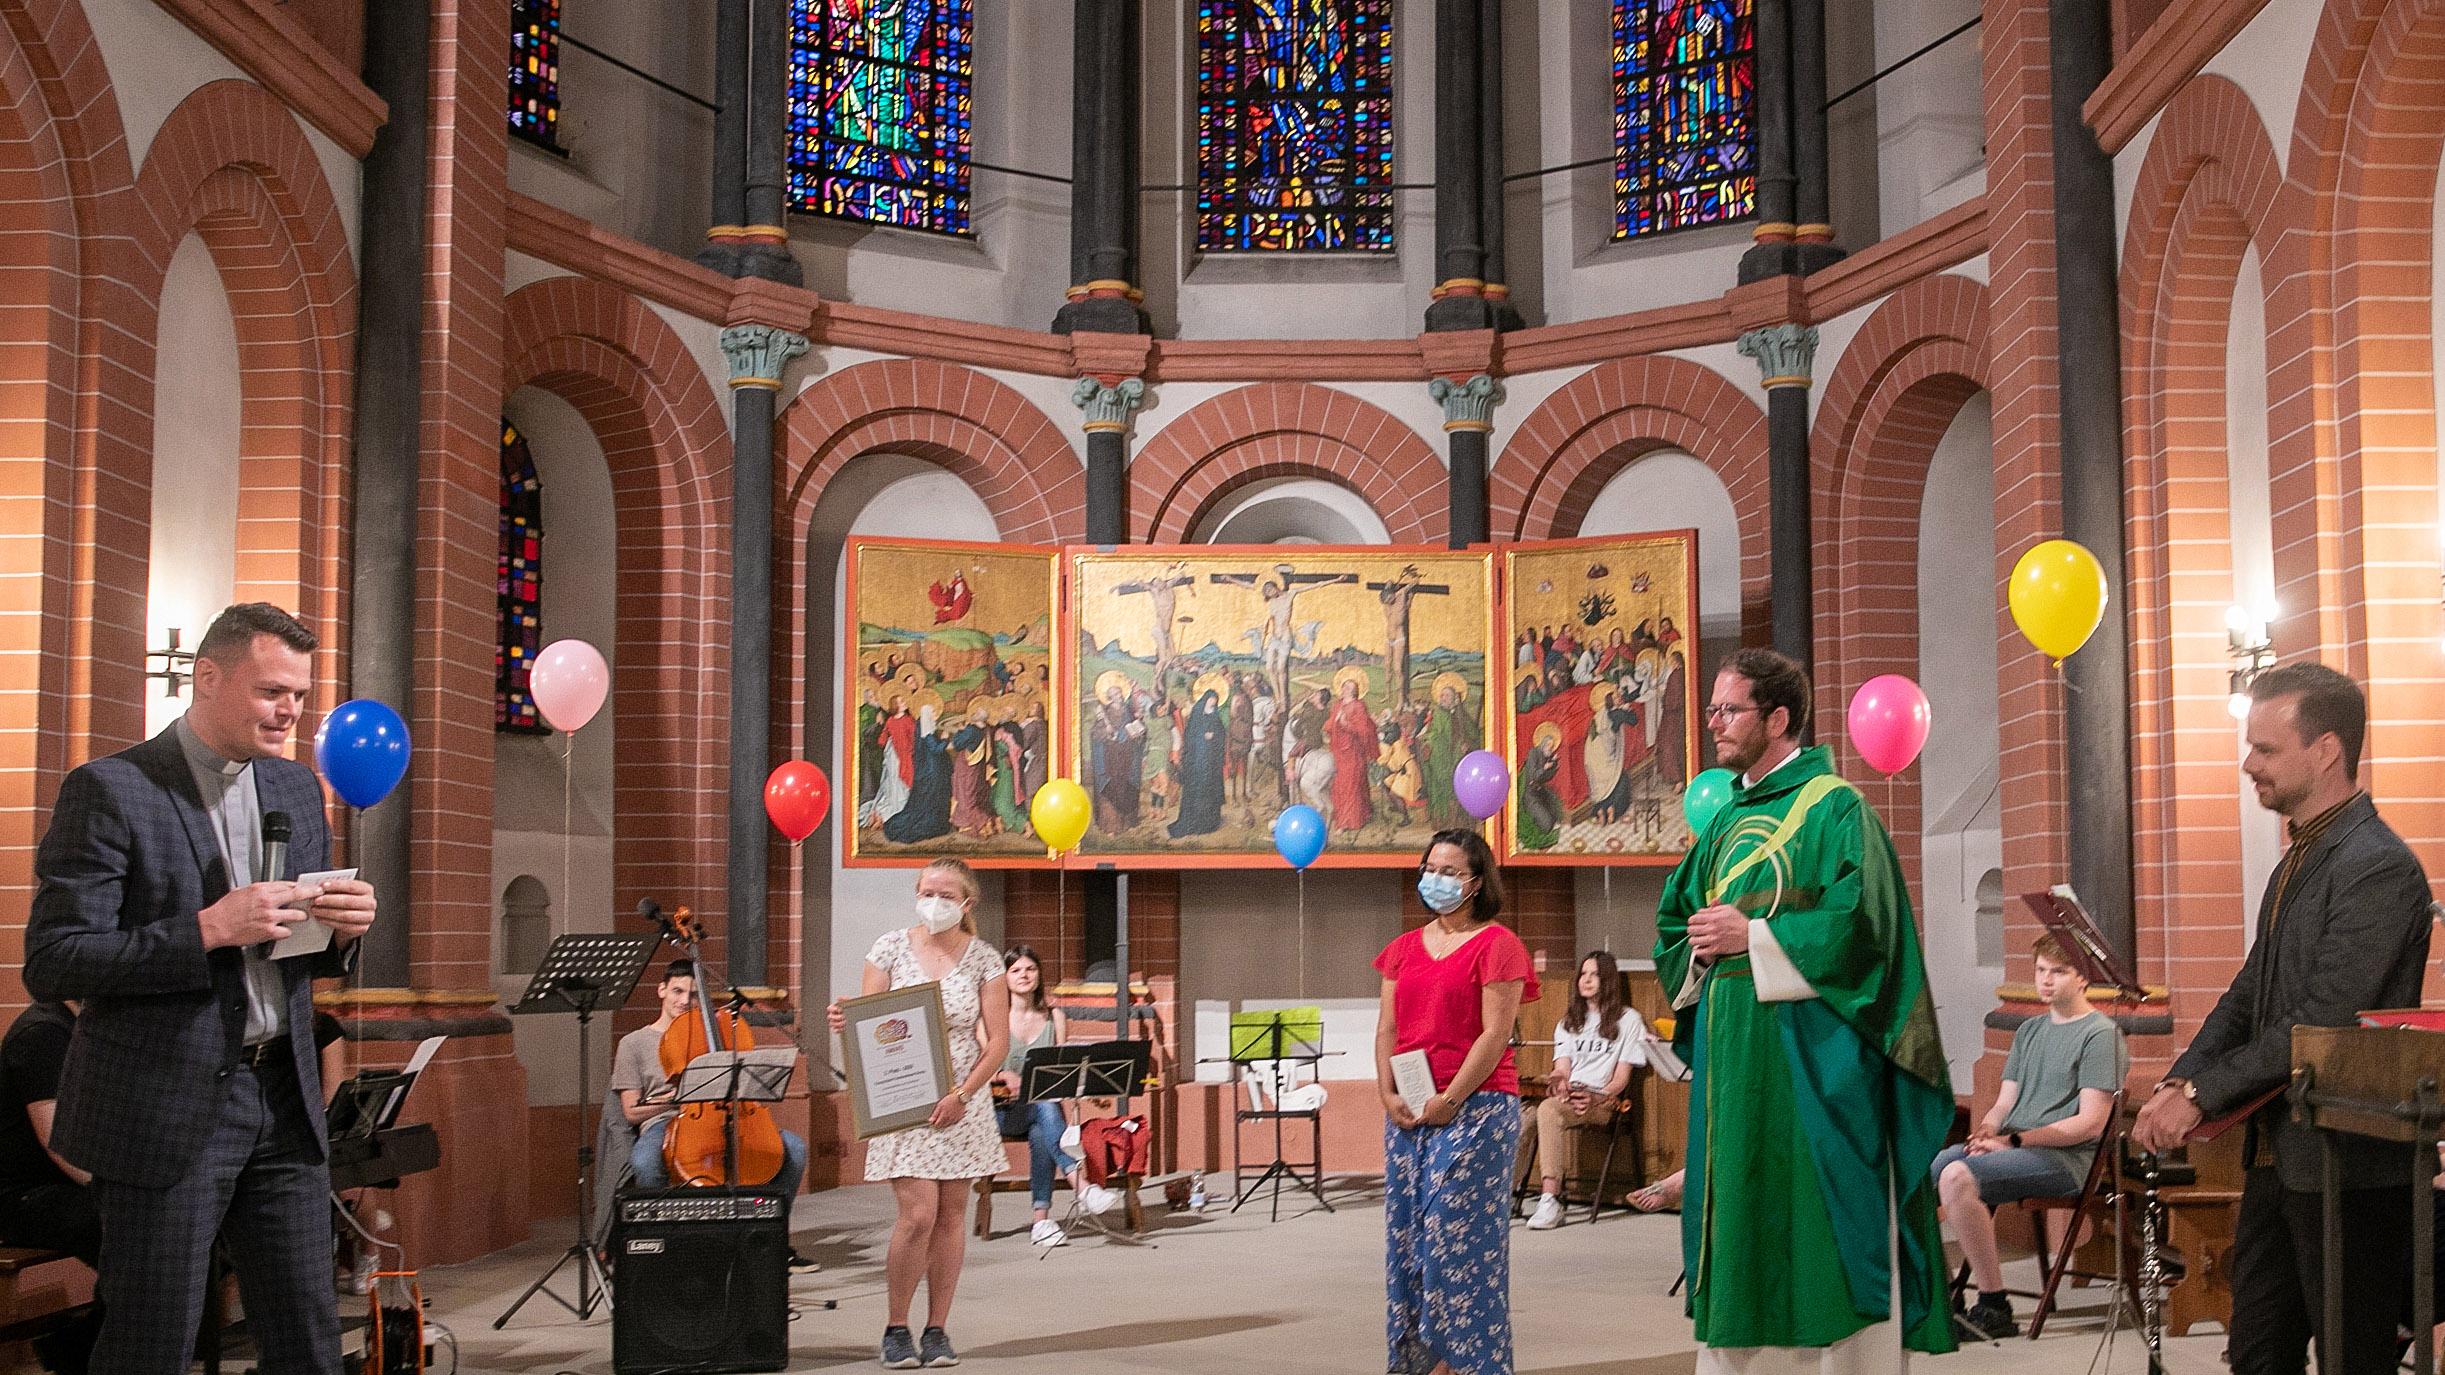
[22,726,349,1187]
[2168,792,2432,1191]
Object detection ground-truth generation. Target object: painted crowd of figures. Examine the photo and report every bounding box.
[1510,619,1690,850]
[854,688,1053,846]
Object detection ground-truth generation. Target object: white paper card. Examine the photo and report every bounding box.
[1642,1031,1690,1083]
[851,1003,944,1120]
[270,868,358,960]
[1390,1049,1437,1114]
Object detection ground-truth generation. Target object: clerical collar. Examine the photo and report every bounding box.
[1741,743,1805,790]
[174,714,250,778]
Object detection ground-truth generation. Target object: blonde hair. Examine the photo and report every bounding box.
[919,857,980,933]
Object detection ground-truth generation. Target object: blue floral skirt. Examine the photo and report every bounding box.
[1385,1090,1520,1375]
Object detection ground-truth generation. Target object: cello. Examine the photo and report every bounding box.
[651,907,787,1188]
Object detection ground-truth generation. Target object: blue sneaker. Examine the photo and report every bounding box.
[919,1326,959,1367]
[880,1326,920,1368]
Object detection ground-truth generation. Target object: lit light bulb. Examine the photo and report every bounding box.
[2227,692,2251,721]
[2224,604,2248,633]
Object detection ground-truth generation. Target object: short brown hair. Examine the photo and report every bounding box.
[2248,662,2367,775]
[2031,934,2076,968]
[1723,647,1811,739]
[196,602,317,663]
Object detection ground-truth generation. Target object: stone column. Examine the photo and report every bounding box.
[1074,377,1146,545]
[1790,0,1844,273]
[345,0,433,985]
[1055,0,1149,334]
[1738,324,1819,672]
[1738,0,1799,282]
[734,0,802,284]
[721,323,809,986]
[1430,374,1499,547]
[696,0,748,275]
[1426,0,1494,332]
[1474,0,1521,329]
[2049,0,2135,962]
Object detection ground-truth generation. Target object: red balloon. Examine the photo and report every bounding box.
[763,761,830,842]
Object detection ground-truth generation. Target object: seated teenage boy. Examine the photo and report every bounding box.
[1930,935,2127,1340]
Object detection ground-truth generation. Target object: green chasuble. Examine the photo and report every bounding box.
[1654,746,1955,1354]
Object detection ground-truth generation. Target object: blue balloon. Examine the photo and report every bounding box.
[314,698,412,808]
[1271,804,1327,871]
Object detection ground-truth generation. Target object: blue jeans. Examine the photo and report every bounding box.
[995,1100,1076,1209]
[1929,1142,2082,1206]
[631,1116,807,1199]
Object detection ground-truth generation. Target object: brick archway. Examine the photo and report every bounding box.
[504,276,736,933]
[131,81,359,727]
[1494,355,1770,639]
[1806,273,1992,905]
[1130,383,1444,545]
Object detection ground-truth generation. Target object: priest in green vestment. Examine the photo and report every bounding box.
[1655,648,1956,1366]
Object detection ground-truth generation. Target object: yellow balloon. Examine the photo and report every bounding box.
[1028,778,1092,854]
[2008,539,2110,661]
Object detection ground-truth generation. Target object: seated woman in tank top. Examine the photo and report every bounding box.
[992,945,1119,1247]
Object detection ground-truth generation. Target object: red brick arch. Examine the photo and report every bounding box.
[1129,382,1445,545]
[130,81,359,723]
[503,276,737,930]
[1805,273,1992,902]
[1493,355,1770,639]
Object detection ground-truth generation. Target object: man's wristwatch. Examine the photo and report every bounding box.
[2007,1132,2023,1149]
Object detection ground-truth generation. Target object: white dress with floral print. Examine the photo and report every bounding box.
[861,929,1008,1181]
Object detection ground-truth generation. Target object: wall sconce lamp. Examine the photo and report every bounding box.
[146,627,197,699]
[2225,604,2275,719]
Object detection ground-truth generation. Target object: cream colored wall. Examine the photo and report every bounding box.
[509,0,717,262]
[2225,247,2282,952]
[145,235,242,741]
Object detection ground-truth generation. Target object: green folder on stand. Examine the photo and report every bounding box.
[1229,1005,1324,1060]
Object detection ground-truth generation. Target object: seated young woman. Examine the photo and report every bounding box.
[991,945,1119,1247]
[1518,949,1648,1231]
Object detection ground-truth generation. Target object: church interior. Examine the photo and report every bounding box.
[0,0,2435,1370]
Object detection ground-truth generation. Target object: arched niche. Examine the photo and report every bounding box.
[1191,476,1395,546]
[145,235,241,740]
[2226,245,2281,952]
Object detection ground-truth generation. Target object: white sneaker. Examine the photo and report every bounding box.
[1028,1219,1067,1247]
[1527,1194,1564,1230]
[1080,1184,1122,1216]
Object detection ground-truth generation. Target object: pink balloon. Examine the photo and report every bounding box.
[1846,674,1932,777]
[530,639,610,733]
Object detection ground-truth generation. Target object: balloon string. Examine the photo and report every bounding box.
[1297,869,1307,1001]
[559,732,573,946]
[1057,865,1068,979]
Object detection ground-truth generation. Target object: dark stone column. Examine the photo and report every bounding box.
[1737,0,1799,282]
[1072,378,1144,968]
[696,0,747,275]
[1474,0,1522,330]
[346,0,432,986]
[2049,0,2135,965]
[720,325,808,986]
[734,0,802,285]
[1431,375,1498,547]
[1426,0,1495,332]
[1739,325,1819,673]
[1789,0,1845,273]
[1054,0,1148,334]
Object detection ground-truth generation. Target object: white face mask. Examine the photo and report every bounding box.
[916,895,964,933]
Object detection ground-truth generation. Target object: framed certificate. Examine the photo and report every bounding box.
[838,982,954,1139]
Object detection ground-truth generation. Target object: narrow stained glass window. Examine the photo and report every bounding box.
[787,0,975,237]
[1196,0,1396,253]
[1614,0,1756,239]
[498,421,548,735]
[509,0,563,152]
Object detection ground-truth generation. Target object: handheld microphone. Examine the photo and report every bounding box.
[261,810,292,886]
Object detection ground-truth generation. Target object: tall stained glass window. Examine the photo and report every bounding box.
[497,421,548,735]
[1196,0,1395,253]
[787,0,975,236]
[509,0,563,152]
[1614,0,1756,238]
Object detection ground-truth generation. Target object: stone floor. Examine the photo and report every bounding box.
[420,1178,2240,1375]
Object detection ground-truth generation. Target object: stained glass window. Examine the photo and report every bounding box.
[497,421,548,735]
[1197,0,1395,253]
[509,0,563,152]
[1614,0,1756,238]
[787,0,975,236]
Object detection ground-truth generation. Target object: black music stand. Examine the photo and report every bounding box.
[1018,1042,1153,1253]
[666,1047,799,1191]
[1224,1011,1335,1221]
[496,930,661,1327]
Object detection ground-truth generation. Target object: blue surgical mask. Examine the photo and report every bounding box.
[1417,873,1469,914]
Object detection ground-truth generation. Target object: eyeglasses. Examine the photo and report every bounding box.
[1703,703,1761,721]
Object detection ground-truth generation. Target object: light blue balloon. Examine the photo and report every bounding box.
[1271,804,1327,871]
[314,698,412,808]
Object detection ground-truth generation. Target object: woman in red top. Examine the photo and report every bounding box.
[1374,828,1538,1375]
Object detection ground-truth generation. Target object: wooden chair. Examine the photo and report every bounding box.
[1514,1088,1647,1224]
[2017,1090,2125,1338]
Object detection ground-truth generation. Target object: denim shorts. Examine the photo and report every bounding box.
[1929,1142,2083,1205]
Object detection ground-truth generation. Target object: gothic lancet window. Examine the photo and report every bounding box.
[509,0,563,152]
[497,421,548,734]
[1614,0,1756,238]
[1196,0,1395,253]
[787,0,976,236]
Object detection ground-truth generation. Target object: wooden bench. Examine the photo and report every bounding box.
[972,1145,1144,1238]
[0,1246,94,1351]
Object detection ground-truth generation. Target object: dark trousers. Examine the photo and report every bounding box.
[88,1051,338,1375]
[2228,1166,2413,1375]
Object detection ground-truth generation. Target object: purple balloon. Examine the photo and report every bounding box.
[1452,750,1511,820]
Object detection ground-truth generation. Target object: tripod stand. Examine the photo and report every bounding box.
[1221,1010,1335,1221]
[496,930,660,1327]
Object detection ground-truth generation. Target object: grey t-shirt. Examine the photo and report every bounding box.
[1998,1009,2127,1180]
[609,1023,676,1127]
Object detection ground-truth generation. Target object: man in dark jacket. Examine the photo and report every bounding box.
[23,602,377,1375]
[2132,662,2430,1375]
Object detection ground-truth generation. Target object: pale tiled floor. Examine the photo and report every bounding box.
[418,1178,2241,1375]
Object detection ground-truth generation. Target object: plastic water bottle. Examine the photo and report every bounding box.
[1188,1173,1207,1212]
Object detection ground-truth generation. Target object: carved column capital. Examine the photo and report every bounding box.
[1428,373,1500,433]
[1736,323,1819,390]
[1071,376,1147,435]
[719,323,809,390]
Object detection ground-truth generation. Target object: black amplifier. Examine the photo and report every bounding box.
[617,1190,785,1225]
[611,1190,789,1374]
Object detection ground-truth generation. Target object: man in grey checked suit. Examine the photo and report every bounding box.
[24,602,378,1375]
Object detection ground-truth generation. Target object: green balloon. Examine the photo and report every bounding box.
[1682,769,1737,834]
